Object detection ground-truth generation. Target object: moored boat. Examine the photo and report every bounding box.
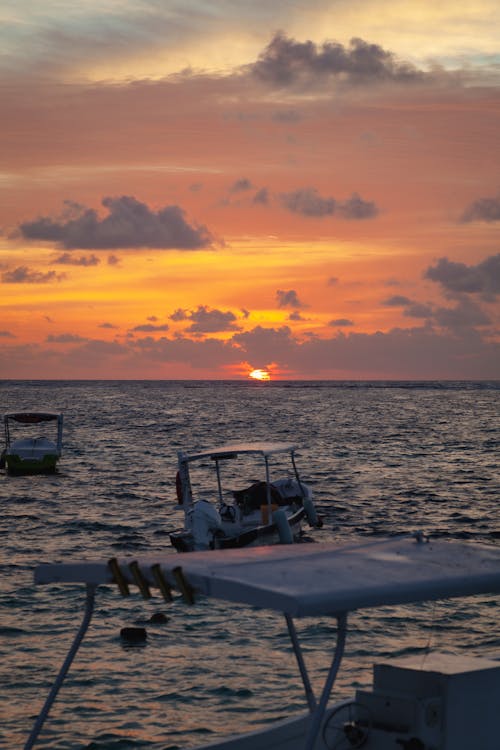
[169,441,322,552]
[1,412,63,476]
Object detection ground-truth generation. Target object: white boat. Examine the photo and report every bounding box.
[1,411,63,475]
[169,441,322,552]
[26,534,500,749]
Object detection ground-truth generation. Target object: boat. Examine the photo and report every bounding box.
[26,533,500,750]
[169,441,322,552]
[1,411,63,475]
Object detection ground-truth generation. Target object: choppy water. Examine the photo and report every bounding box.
[0,380,499,749]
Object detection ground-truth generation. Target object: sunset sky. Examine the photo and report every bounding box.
[1,0,499,379]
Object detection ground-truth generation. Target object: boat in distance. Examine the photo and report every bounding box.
[26,534,500,749]
[169,441,322,552]
[1,411,63,476]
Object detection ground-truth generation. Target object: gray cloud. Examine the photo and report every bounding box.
[338,193,378,220]
[131,323,170,333]
[424,254,500,299]
[253,188,270,205]
[230,178,253,193]
[175,305,241,334]
[47,333,89,343]
[280,187,378,219]
[461,195,500,223]
[2,266,66,283]
[54,252,100,266]
[19,196,213,250]
[251,33,423,89]
[383,295,413,306]
[276,289,306,309]
[329,318,354,327]
[0,330,15,338]
[432,298,491,331]
[280,188,335,217]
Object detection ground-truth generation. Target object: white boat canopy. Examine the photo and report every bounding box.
[178,441,298,463]
[35,535,500,616]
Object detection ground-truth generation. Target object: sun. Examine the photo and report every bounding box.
[249,368,271,381]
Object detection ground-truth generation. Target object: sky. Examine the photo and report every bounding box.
[1,0,499,380]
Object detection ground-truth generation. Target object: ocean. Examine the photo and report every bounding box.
[1,380,499,749]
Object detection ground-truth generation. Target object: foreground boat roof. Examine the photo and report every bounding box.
[35,536,500,617]
[179,441,297,462]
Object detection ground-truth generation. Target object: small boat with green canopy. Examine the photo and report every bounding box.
[1,411,63,475]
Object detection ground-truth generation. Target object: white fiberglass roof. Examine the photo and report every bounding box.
[35,536,500,617]
[178,442,297,462]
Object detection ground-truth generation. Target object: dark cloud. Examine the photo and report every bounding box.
[131,323,170,333]
[251,32,423,89]
[424,254,500,299]
[1,266,66,283]
[383,295,413,306]
[338,193,378,220]
[47,333,89,343]
[329,318,354,327]
[99,322,118,329]
[253,188,270,205]
[183,305,241,334]
[280,187,378,219]
[432,298,491,331]
[107,254,120,265]
[0,330,15,338]
[54,252,100,266]
[18,196,213,250]
[327,277,339,286]
[280,188,335,217]
[170,308,189,321]
[276,289,306,309]
[230,178,253,193]
[403,302,434,318]
[288,311,306,321]
[461,195,500,223]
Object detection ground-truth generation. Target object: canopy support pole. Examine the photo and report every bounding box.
[24,583,96,750]
[304,612,348,750]
[285,613,317,713]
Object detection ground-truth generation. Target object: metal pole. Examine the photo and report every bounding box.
[285,614,317,713]
[303,612,348,750]
[24,583,97,750]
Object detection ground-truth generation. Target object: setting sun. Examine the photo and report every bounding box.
[249,368,271,381]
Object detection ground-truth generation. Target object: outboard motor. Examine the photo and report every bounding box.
[190,499,222,551]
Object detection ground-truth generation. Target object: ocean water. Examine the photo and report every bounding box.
[0,380,499,749]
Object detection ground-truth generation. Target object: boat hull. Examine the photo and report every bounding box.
[170,506,306,552]
[5,453,59,476]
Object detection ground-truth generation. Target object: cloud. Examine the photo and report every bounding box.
[280,187,378,219]
[383,295,413,306]
[280,187,335,217]
[251,32,423,89]
[432,298,491,331]
[46,333,89,343]
[18,196,213,250]
[229,178,253,193]
[461,194,500,223]
[1,266,66,283]
[131,323,170,333]
[99,322,118,329]
[338,193,378,219]
[327,277,339,286]
[329,318,354,327]
[0,330,15,338]
[276,289,306,309]
[177,305,241,334]
[253,188,270,205]
[424,254,500,299]
[54,252,100,266]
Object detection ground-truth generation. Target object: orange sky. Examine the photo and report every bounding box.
[1,1,499,379]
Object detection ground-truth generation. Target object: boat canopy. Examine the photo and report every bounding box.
[4,412,62,424]
[35,536,500,618]
[179,442,297,463]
